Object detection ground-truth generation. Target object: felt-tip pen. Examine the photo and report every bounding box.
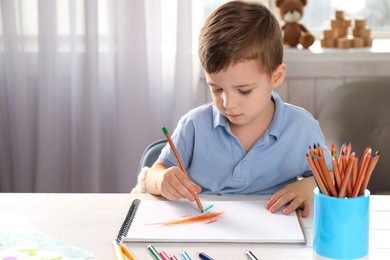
[198,252,214,260]
[147,244,163,260]
[181,251,191,260]
[245,250,259,260]
[159,250,171,260]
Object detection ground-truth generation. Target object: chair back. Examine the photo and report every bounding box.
[318,79,390,194]
[138,139,167,173]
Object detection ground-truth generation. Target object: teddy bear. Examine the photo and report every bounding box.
[275,0,315,49]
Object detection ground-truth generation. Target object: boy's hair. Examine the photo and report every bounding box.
[199,0,283,75]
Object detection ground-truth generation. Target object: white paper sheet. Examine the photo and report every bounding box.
[122,199,306,244]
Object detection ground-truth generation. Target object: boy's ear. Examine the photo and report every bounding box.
[271,64,286,88]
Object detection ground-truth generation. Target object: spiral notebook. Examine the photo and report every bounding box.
[116,198,306,244]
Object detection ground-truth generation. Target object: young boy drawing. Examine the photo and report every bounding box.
[146,0,331,217]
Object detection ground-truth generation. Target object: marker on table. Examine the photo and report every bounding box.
[198,252,214,260]
[245,250,259,260]
[159,250,171,260]
[147,244,163,260]
[181,251,192,260]
[162,126,203,212]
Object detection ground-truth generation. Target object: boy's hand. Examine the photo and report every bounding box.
[156,166,202,201]
[265,176,316,218]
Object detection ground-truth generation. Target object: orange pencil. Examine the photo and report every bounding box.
[352,148,372,197]
[338,154,356,198]
[331,143,337,157]
[332,156,342,191]
[162,127,204,212]
[121,244,138,260]
[345,142,352,161]
[359,152,380,195]
[338,142,347,162]
[312,154,330,195]
[306,153,329,196]
[317,154,337,197]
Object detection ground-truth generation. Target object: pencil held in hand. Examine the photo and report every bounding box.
[162,127,204,212]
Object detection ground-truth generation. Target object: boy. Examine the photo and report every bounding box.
[146,0,331,217]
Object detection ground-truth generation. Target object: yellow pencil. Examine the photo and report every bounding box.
[162,126,204,212]
[112,240,125,260]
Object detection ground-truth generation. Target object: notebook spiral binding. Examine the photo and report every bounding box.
[116,198,141,244]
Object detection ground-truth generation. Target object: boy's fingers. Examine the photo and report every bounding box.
[300,201,312,218]
[265,189,287,209]
[282,197,303,215]
[268,191,294,213]
[164,172,197,201]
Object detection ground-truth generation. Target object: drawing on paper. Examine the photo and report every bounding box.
[148,211,224,227]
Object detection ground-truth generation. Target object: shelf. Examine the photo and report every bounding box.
[283,39,390,78]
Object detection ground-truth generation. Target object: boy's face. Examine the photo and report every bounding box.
[205,60,285,127]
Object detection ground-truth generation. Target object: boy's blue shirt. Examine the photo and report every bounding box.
[159,91,332,195]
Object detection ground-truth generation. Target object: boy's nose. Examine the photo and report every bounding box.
[222,93,237,110]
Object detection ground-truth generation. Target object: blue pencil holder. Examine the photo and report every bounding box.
[313,187,370,260]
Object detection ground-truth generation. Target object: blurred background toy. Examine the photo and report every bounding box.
[321,10,373,48]
[275,0,315,49]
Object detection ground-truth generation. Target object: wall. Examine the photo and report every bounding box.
[276,40,390,119]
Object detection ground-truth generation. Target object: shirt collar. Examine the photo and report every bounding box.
[212,104,228,129]
[268,91,284,139]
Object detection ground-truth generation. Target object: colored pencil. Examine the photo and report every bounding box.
[245,250,259,260]
[338,154,355,198]
[359,151,379,195]
[306,153,329,196]
[112,240,125,260]
[332,155,342,192]
[352,148,372,197]
[121,244,138,260]
[307,142,379,198]
[317,153,337,196]
[162,127,203,212]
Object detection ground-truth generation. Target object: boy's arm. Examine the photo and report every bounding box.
[145,159,201,201]
[265,176,316,218]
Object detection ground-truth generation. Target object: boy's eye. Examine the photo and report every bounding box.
[211,88,223,94]
[238,89,252,95]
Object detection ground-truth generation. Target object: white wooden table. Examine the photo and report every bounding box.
[0,193,389,259]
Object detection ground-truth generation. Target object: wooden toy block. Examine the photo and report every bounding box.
[321,38,337,48]
[352,37,365,48]
[333,27,348,38]
[335,10,345,19]
[354,18,366,28]
[352,28,371,38]
[364,37,373,47]
[337,38,352,49]
[321,11,373,49]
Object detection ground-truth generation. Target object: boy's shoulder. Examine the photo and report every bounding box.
[177,103,216,134]
[283,102,315,120]
[182,102,214,120]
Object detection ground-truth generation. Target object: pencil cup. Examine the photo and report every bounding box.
[313,187,370,260]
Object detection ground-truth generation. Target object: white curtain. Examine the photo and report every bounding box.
[0,0,205,192]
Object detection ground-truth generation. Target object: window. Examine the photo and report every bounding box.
[205,0,390,38]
